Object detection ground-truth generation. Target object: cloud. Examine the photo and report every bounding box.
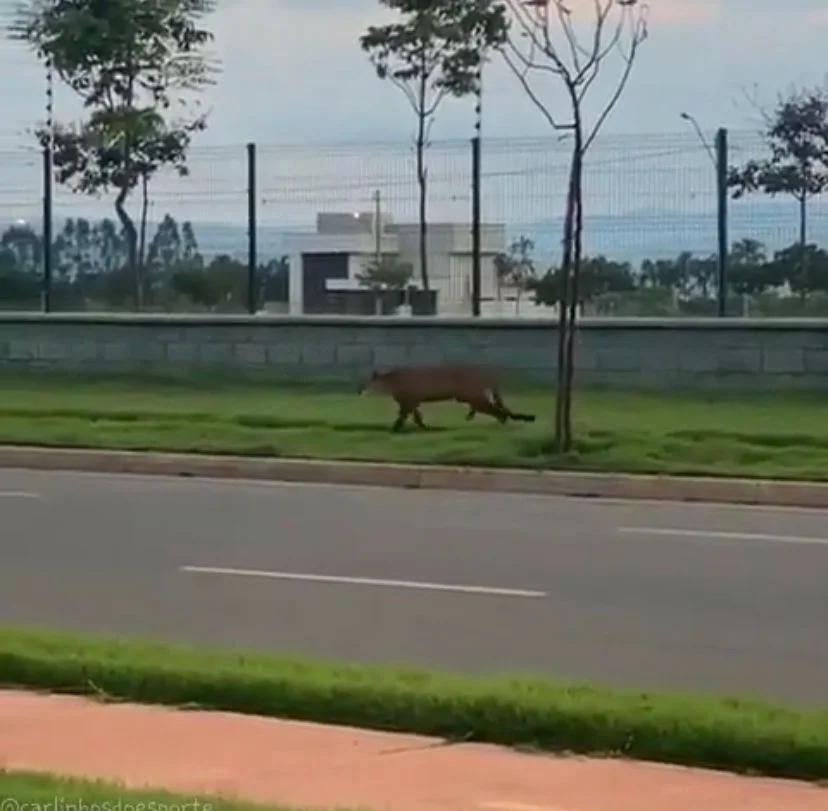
[651,0,720,24]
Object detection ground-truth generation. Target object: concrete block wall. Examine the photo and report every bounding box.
[0,313,827,389]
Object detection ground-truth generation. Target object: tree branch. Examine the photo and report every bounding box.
[503,35,563,77]
[500,0,647,147]
[583,4,648,151]
[504,0,572,79]
[555,3,584,73]
[390,73,421,116]
[424,86,448,118]
[501,47,573,131]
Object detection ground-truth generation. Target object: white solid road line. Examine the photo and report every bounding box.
[179,565,547,598]
[0,491,40,499]
[619,526,828,547]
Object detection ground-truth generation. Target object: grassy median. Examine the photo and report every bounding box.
[0,371,827,480]
[0,771,319,811]
[0,626,826,782]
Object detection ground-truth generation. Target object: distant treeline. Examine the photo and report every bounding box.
[2,215,828,316]
[496,236,828,317]
[0,214,288,311]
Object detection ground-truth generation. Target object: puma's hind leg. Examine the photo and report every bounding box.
[464,395,508,424]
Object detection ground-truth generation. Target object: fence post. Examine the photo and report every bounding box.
[471,135,481,317]
[42,145,53,313]
[246,141,257,315]
[715,127,728,317]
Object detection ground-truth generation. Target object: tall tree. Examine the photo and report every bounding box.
[148,212,183,271]
[361,0,507,292]
[12,0,218,309]
[728,85,828,251]
[489,0,647,451]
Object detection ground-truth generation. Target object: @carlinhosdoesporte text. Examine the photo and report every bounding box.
[1,798,213,811]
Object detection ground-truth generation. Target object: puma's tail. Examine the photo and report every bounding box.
[504,410,536,422]
[490,385,535,422]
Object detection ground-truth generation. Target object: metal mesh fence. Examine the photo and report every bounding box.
[0,146,42,228]
[480,132,720,266]
[0,146,47,310]
[50,144,250,261]
[0,128,826,314]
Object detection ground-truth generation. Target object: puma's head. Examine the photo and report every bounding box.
[358,370,385,395]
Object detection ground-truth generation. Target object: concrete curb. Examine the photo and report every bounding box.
[0,445,827,508]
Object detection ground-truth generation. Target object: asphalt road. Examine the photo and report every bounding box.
[1,468,826,705]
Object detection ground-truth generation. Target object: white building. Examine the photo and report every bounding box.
[281,210,510,316]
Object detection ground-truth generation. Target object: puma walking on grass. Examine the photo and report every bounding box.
[359,365,536,431]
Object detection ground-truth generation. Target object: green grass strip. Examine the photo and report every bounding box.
[0,770,333,811]
[2,370,828,480]
[0,626,826,782]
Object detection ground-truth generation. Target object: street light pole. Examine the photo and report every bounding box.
[679,111,716,167]
[680,112,728,317]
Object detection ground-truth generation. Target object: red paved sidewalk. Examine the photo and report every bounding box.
[0,690,825,811]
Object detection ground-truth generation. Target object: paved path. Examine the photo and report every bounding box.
[1,468,827,703]
[0,690,824,811]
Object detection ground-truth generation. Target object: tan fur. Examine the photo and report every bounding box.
[359,364,536,431]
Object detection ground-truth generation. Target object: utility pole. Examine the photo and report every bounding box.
[373,188,381,265]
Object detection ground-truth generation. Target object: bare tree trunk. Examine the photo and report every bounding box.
[554,159,577,450]
[416,116,429,293]
[798,193,808,304]
[121,52,139,310]
[114,185,139,311]
[562,134,584,452]
[138,173,149,304]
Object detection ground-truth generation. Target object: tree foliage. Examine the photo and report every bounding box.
[11,0,219,308]
[361,0,507,292]
[728,86,828,247]
[0,215,288,312]
[13,0,218,104]
[361,0,507,104]
[357,254,415,291]
[41,110,205,198]
[532,255,635,307]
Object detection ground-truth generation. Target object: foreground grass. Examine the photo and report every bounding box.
[0,770,324,811]
[0,626,826,782]
[1,371,828,479]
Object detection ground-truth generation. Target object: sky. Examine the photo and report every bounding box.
[167,0,827,143]
[0,0,825,255]
[0,0,825,146]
